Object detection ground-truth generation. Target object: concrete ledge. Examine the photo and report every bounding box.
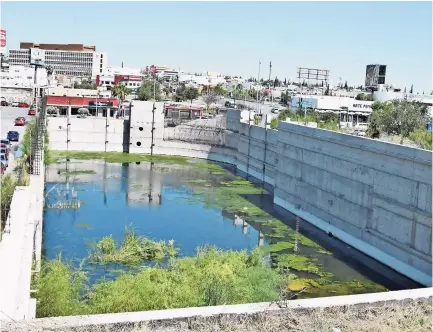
[5,288,432,330]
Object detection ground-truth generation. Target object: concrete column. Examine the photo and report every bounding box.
[67,106,72,117]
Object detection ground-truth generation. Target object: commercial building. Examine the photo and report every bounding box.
[45,86,119,116]
[8,43,107,78]
[290,95,373,127]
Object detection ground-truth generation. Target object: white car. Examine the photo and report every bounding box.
[271,108,279,114]
[11,102,19,107]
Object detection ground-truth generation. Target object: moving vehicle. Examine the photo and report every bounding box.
[18,102,30,108]
[7,131,19,142]
[15,117,26,126]
[28,108,36,116]
[1,100,9,106]
[0,154,8,168]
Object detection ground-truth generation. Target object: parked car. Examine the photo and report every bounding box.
[0,148,8,158]
[1,163,5,174]
[15,117,26,126]
[1,100,9,106]
[0,154,8,168]
[11,102,19,107]
[18,102,30,108]
[1,139,10,147]
[7,131,19,142]
[28,108,36,115]
[0,143,9,154]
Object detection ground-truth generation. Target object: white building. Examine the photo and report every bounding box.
[0,65,50,88]
[8,49,107,78]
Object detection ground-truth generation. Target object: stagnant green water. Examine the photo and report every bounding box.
[41,153,419,316]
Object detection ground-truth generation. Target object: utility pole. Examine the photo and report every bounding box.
[256,61,261,113]
[268,61,272,105]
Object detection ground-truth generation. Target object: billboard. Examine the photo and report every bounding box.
[0,29,6,47]
[365,64,386,89]
[30,48,46,66]
[0,29,5,54]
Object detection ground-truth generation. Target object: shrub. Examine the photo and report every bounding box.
[35,247,282,317]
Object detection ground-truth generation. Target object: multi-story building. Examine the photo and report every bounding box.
[8,43,107,78]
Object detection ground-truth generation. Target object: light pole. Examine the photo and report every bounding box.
[256,61,261,113]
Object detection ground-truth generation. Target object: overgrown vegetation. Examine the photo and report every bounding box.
[368,100,430,147]
[88,226,178,265]
[274,110,340,132]
[0,174,16,236]
[61,170,96,176]
[35,247,282,317]
[49,151,192,165]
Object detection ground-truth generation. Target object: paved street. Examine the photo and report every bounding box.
[1,106,30,174]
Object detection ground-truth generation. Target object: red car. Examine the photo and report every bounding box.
[18,102,29,108]
[15,117,26,126]
[28,109,36,115]
[0,164,5,174]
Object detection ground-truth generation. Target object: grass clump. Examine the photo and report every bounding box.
[88,226,178,265]
[35,247,282,317]
[61,170,96,176]
[49,151,191,165]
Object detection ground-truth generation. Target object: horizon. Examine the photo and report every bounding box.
[1,1,432,92]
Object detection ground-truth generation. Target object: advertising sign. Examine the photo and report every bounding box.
[30,48,46,66]
[88,101,113,107]
[0,29,5,54]
[0,29,6,47]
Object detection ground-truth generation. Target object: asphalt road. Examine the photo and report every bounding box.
[222,97,277,114]
[1,106,30,173]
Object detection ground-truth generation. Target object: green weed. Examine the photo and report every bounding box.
[35,247,281,317]
[88,226,178,265]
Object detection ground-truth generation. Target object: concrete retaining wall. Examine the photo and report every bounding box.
[0,156,45,321]
[47,116,125,152]
[274,122,432,286]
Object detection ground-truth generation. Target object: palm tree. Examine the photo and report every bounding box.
[111,84,131,104]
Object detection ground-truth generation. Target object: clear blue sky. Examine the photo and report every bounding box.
[2,1,432,92]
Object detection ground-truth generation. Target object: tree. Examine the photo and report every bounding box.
[213,85,227,96]
[274,77,280,87]
[355,93,365,101]
[203,94,218,111]
[183,86,199,104]
[270,118,279,129]
[404,87,407,93]
[344,81,348,90]
[111,84,131,104]
[369,100,429,143]
[45,65,54,76]
[284,78,287,86]
[74,81,96,90]
[137,79,161,101]
[280,91,291,105]
[409,85,413,94]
